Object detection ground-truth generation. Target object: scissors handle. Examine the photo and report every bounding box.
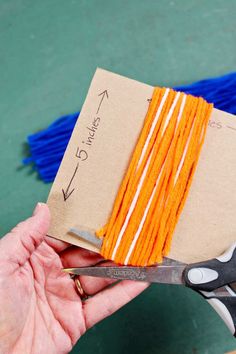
[204,295,236,336]
[183,243,236,336]
[184,243,236,292]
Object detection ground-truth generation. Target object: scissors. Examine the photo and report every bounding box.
[63,236,236,337]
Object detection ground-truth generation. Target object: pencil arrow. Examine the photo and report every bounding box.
[96,90,109,114]
[227,125,236,131]
[62,163,79,201]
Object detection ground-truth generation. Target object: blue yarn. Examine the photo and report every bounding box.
[23,112,79,182]
[23,72,236,183]
[174,72,236,115]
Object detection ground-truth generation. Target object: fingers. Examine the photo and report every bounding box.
[45,234,70,253]
[0,203,50,266]
[79,275,116,295]
[61,247,116,295]
[60,247,103,268]
[83,280,149,329]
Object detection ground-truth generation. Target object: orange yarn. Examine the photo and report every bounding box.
[96,87,213,266]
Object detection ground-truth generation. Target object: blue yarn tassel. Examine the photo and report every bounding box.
[23,72,236,183]
[175,72,236,115]
[23,112,79,182]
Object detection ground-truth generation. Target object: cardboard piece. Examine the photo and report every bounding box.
[47,68,236,263]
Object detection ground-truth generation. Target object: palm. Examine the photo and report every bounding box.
[0,204,148,354]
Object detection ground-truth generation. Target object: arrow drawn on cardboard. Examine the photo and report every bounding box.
[96,90,108,114]
[62,163,79,201]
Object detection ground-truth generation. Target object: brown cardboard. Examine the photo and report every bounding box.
[47,68,236,263]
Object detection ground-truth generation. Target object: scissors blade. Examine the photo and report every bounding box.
[63,258,186,285]
[70,226,102,248]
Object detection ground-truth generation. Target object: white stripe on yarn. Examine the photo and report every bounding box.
[173,95,195,186]
[124,94,186,265]
[111,90,181,261]
[111,148,153,260]
[123,163,164,265]
[161,91,181,137]
[111,90,170,260]
[137,88,170,169]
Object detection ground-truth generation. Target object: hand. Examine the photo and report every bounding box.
[0,203,149,354]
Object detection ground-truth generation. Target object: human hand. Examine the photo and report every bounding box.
[0,203,149,354]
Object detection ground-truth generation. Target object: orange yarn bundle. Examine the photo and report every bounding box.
[96,87,213,266]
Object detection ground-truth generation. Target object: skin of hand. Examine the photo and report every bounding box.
[0,203,149,354]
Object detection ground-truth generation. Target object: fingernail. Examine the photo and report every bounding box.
[33,202,43,215]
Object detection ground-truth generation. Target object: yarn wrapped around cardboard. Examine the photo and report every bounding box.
[47,68,236,263]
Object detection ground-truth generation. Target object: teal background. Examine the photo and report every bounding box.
[1,0,236,353]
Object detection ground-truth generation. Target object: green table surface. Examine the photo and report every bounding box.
[1,1,236,353]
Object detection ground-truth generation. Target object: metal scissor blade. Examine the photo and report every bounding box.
[63,258,186,284]
[70,226,102,248]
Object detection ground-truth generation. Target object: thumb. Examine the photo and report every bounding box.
[0,203,50,266]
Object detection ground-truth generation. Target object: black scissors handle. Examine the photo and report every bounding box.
[183,243,236,336]
[184,243,236,292]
